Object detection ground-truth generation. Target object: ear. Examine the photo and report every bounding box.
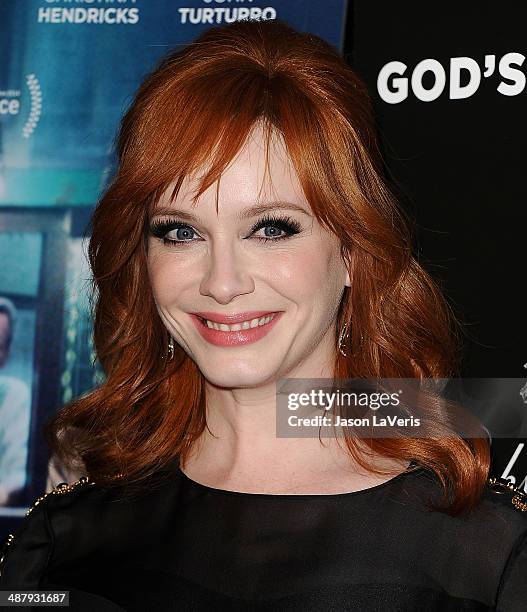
[345,270,351,288]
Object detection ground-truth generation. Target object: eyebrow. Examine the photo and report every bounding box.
[151,201,312,222]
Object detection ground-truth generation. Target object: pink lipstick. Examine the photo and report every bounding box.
[190,311,283,346]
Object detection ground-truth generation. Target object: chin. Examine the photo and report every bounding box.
[199,361,277,389]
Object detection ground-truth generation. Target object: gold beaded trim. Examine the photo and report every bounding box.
[25,476,96,517]
[0,475,100,578]
[0,471,127,578]
[24,471,125,517]
[0,533,15,578]
[488,477,527,512]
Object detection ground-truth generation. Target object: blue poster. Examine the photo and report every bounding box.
[0,0,348,521]
[0,0,348,206]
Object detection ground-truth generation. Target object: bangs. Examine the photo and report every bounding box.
[117,45,344,229]
[160,116,279,219]
[128,64,287,219]
[115,19,380,251]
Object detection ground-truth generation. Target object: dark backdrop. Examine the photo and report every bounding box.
[344,1,527,483]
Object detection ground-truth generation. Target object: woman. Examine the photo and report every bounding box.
[1,18,526,611]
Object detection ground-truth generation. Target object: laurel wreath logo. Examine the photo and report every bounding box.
[22,73,42,138]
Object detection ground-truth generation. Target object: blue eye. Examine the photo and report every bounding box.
[250,214,302,243]
[148,214,302,247]
[148,221,198,245]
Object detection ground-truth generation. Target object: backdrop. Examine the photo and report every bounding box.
[0,0,525,540]
[346,0,527,489]
[0,0,349,535]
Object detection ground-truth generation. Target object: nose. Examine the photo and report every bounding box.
[199,240,255,305]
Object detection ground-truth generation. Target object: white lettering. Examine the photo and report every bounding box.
[37,6,139,24]
[378,53,525,102]
[450,57,481,100]
[411,59,446,102]
[178,6,275,25]
[0,98,20,115]
[377,61,408,104]
[497,52,526,96]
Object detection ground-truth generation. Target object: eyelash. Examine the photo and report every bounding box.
[149,214,302,247]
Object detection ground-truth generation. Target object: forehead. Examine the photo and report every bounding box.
[156,123,307,213]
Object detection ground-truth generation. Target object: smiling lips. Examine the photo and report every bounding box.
[190,311,283,346]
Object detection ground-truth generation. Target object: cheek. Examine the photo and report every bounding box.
[147,253,184,305]
[272,247,339,301]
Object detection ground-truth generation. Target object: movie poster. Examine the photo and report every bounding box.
[0,0,348,533]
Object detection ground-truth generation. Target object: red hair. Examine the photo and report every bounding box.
[45,19,490,514]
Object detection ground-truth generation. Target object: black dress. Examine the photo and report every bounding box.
[1,459,526,611]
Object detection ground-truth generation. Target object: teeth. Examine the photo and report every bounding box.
[203,313,276,332]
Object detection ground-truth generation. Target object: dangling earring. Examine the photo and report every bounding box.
[338,321,350,357]
[166,335,174,361]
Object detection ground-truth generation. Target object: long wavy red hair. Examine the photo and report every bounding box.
[45,18,490,514]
